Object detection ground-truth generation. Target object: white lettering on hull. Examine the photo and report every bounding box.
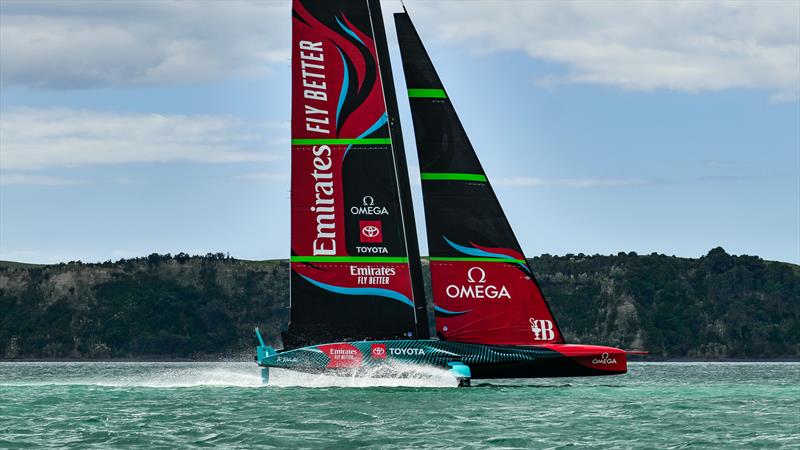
[388,348,425,356]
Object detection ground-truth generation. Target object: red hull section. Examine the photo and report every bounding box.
[543,344,628,374]
[469,344,628,378]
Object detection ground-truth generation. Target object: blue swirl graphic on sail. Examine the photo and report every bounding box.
[336,16,365,46]
[335,48,349,128]
[434,305,470,317]
[299,274,414,308]
[443,236,530,272]
[443,236,509,259]
[344,113,389,158]
[358,113,388,139]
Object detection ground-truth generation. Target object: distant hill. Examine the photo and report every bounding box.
[1,248,797,360]
[0,261,47,269]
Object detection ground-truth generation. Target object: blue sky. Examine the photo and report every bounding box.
[1,1,798,264]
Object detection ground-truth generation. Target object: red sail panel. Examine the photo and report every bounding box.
[394,12,564,346]
[286,0,421,349]
[291,3,385,141]
[431,261,561,345]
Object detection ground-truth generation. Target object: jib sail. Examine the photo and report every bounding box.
[285,0,428,349]
[394,11,564,346]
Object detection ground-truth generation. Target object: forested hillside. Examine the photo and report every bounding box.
[1,248,797,359]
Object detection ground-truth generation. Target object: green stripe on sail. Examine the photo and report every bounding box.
[291,256,409,263]
[420,172,488,182]
[291,138,391,145]
[408,88,447,98]
[429,257,527,264]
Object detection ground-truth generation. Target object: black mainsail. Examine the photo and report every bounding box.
[285,0,427,349]
[394,11,564,346]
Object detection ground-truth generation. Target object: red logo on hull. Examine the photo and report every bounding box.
[318,343,363,368]
[371,344,387,359]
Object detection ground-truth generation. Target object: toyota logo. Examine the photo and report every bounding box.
[362,226,380,238]
[372,347,385,356]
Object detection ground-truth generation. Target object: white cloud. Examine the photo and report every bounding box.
[0,0,289,88]
[408,0,800,101]
[0,107,283,169]
[0,0,796,100]
[492,176,648,188]
[0,173,81,186]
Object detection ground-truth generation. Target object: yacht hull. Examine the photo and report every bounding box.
[256,339,626,379]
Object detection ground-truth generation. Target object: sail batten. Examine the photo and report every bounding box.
[291,138,391,145]
[420,173,488,182]
[407,88,447,98]
[290,256,409,263]
[395,11,564,346]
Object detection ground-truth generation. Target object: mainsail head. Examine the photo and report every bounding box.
[395,11,564,346]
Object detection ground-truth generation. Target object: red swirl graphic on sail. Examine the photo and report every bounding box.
[292,1,387,140]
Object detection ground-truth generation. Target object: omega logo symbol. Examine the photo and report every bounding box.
[467,267,486,283]
[363,196,374,206]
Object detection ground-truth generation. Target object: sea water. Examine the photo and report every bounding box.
[1,362,798,448]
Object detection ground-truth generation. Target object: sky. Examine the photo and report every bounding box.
[0,0,798,264]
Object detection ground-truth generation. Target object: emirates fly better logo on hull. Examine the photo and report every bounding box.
[317,343,363,368]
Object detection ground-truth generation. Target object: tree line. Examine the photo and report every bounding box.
[1,248,797,359]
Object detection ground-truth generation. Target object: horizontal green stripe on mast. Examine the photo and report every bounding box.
[291,138,391,145]
[420,172,488,182]
[291,256,409,263]
[429,257,526,264]
[408,88,447,98]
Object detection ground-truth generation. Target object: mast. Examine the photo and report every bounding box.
[367,0,430,339]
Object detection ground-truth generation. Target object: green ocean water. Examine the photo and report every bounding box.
[1,362,798,449]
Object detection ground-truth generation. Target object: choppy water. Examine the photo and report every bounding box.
[1,362,798,448]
